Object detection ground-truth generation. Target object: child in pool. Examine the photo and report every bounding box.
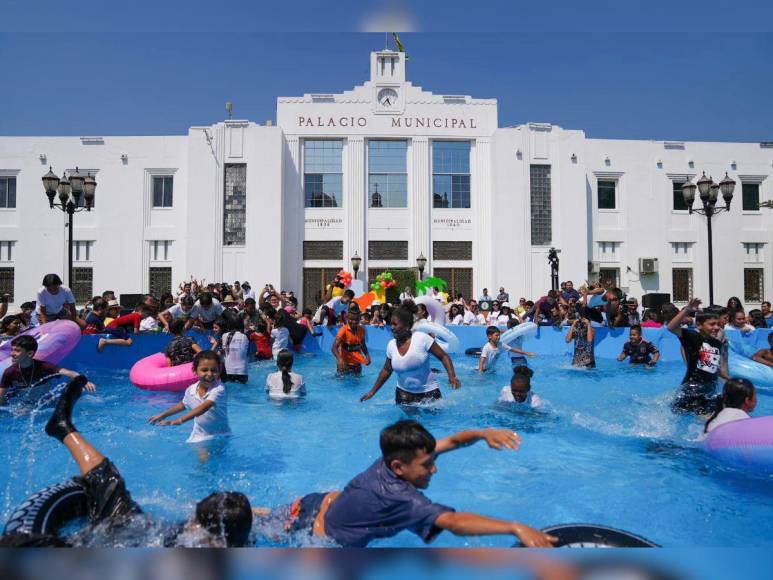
[617,324,660,367]
[148,350,230,443]
[250,319,273,360]
[270,311,290,359]
[207,317,227,354]
[220,316,249,384]
[479,326,535,372]
[266,349,306,400]
[701,378,756,438]
[332,306,371,375]
[498,366,542,408]
[751,333,773,368]
[165,318,202,366]
[566,314,595,368]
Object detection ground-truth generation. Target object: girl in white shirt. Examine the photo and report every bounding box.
[266,349,306,399]
[270,311,290,359]
[702,378,756,438]
[221,317,250,383]
[149,351,230,443]
[499,366,543,408]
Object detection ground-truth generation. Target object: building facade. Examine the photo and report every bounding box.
[0,50,770,308]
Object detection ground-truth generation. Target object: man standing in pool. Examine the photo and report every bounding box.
[667,297,729,414]
[360,307,460,405]
[256,419,556,547]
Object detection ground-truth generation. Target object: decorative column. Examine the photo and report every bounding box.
[345,137,366,278]
[284,136,302,295]
[410,137,431,274]
[213,123,226,282]
[473,138,492,295]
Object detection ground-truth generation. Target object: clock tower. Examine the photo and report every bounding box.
[371,50,405,115]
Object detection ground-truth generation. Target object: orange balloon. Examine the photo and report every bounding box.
[353,292,376,310]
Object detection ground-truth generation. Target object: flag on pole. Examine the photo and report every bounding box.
[392,32,408,59]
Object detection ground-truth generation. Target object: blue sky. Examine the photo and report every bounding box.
[1,2,772,141]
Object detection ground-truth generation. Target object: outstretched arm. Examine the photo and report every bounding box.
[149,401,185,424]
[430,342,461,388]
[668,298,701,337]
[58,368,96,392]
[436,428,521,455]
[752,350,773,368]
[157,400,214,426]
[435,512,556,548]
[361,359,393,401]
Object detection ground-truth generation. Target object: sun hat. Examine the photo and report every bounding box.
[107,299,120,308]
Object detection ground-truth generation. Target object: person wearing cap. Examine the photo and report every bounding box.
[104,300,122,326]
[221,295,238,310]
[494,303,517,326]
[496,287,509,303]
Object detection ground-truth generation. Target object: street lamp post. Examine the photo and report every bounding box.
[350,251,362,280]
[547,247,560,291]
[416,253,427,281]
[681,171,735,306]
[42,167,97,288]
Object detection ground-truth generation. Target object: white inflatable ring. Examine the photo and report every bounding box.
[413,320,460,353]
[500,322,538,345]
[415,296,446,326]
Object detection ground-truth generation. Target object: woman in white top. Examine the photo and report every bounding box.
[266,349,306,400]
[222,317,250,383]
[37,273,76,323]
[702,378,756,439]
[447,304,464,326]
[361,306,461,405]
[149,351,230,443]
[270,311,290,359]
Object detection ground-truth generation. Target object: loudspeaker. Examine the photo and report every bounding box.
[120,293,144,308]
[642,293,671,311]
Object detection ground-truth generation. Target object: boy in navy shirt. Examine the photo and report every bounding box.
[258,420,556,547]
[617,324,660,366]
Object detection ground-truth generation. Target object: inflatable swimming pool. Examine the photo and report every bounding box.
[727,340,773,388]
[130,352,197,392]
[704,415,773,472]
[0,320,81,375]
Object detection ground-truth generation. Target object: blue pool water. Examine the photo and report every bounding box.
[2,341,773,547]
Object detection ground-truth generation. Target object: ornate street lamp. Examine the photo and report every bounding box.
[42,166,97,288]
[351,251,362,279]
[682,171,735,305]
[416,253,427,280]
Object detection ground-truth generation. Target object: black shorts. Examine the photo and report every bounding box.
[337,364,362,376]
[672,382,720,415]
[395,387,442,405]
[224,374,248,384]
[285,492,328,534]
[74,458,142,525]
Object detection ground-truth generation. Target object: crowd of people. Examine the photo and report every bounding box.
[0,271,771,549]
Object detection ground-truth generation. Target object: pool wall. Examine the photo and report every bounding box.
[60,326,772,369]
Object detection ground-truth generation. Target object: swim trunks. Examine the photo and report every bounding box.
[74,458,142,524]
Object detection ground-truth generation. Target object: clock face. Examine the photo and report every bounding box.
[377,88,398,108]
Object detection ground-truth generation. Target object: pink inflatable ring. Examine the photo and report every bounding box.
[0,320,81,375]
[130,353,197,392]
[704,416,773,472]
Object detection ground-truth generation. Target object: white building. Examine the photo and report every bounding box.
[0,50,770,308]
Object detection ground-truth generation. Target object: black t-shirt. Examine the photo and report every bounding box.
[1,360,61,392]
[678,329,722,386]
[623,340,658,364]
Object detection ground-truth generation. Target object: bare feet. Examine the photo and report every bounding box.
[97,338,106,353]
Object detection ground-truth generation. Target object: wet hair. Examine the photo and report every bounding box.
[169,318,186,336]
[42,274,63,287]
[629,324,642,334]
[193,350,220,371]
[704,378,755,433]
[276,349,294,394]
[511,365,534,386]
[486,325,500,337]
[11,335,38,354]
[391,307,414,330]
[195,491,253,547]
[0,315,21,335]
[380,420,437,465]
[199,292,213,307]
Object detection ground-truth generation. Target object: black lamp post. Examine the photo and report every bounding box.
[547,247,560,291]
[416,253,427,281]
[681,171,736,306]
[42,167,97,288]
[351,251,362,280]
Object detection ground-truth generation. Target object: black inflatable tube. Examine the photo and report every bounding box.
[4,480,88,537]
[540,523,659,548]
[465,347,482,356]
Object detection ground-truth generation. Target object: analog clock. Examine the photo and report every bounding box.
[377,88,398,108]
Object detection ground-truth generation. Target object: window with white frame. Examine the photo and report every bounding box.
[73,241,94,262]
[0,241,15,262]
[149,240,173,262]
[597,241,620,261]
[152,176,174,208]
[0,177,16,209]
[671,242,694,262]
[743,243,764,263]
[597,179,617,210]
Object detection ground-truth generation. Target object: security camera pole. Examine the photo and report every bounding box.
[548,247,560,291]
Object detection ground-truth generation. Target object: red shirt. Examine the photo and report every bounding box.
[108,312,142,331]
[250,332,272,360]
